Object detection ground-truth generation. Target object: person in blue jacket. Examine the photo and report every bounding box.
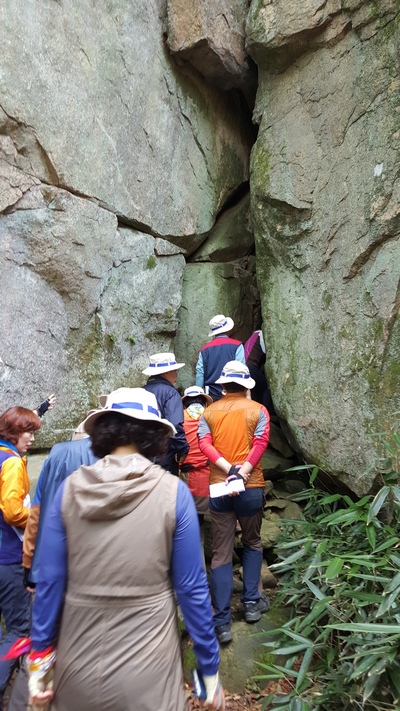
[143,352,189,475]
[196,315,245,401]
[27,388,224,711]
[22,434,98,588]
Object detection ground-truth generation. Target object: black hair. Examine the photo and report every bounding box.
[183,397,208,408]
[90,412,170,460]
[222,382,248,394]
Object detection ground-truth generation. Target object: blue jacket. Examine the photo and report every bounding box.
[144,377,189,468]
[24,438,98,582]
[196,335,245,401]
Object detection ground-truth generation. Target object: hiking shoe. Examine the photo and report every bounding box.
[243,594,270,623]
[215,623,232,645]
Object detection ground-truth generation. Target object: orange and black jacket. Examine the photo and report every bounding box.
[198,394,270,488]
[0,439,30,564]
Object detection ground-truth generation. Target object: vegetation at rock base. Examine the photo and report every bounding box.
[256,435,400,710]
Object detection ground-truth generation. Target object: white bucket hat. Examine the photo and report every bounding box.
[215,360,256,389]
[142,352,185,376]
[83,387,176,436]
[208,314,234,337]
[182,385,213,407]
[71,409,100,440]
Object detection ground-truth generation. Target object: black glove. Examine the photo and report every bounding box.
[36,398,50,418]
[226,465,244,482]
[180,463,194,474]
[23,568,36,590]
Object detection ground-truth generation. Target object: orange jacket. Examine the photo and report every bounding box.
[198,393,269,488]
[0,445,30,527]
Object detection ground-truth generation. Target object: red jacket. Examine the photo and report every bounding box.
[183,412,210,498]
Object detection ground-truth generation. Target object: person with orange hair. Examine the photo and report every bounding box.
[0,406,41,705]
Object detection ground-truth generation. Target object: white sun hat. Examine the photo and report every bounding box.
[142,352,185,376]
[208,314,234,337]
[83,388,176,436]
[182,385,213,407]
[215,361,256,389]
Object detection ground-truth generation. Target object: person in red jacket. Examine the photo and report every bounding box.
[181,386,213,525]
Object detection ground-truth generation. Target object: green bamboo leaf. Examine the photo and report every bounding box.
[310,466,319,484]
[280,629,314,646]
[274,643,312,656]
[387,665,400,701]
[298,599,333,629]
[295,646,314,691]
[316,540,328,555]
[383,571,400,595]
[363,672,381,702]
[270,548,307,568]
[277,538,310,550]
[374,537,400,553]
[320,510,359,526]
[318,494,342,505]
[366,524,376,550]
[393,434,400,447]
[367,487,390,524]
[330,622,400,633]
[352,573,391,582]
[325,557,344,579]
[349,654,377,679]
[304,579,326,600]
[377,587,400,616]
[382,439,397,456]
[356,496,372,507]
[341,591,382,603]
[392,486,400,503]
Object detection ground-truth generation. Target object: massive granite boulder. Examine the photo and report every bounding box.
[0,0,254,441]
[167,0,257,102]
[0,184,186,445]
[247,0,400,494]
[0,1,252,241]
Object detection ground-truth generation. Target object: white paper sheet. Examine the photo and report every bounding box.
[209,479,245,498]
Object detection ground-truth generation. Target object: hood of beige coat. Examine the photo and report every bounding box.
[68,453,165,520]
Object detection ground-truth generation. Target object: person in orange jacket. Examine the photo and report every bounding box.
[198,361,270,645]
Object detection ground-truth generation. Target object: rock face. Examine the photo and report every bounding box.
[248,0,400,494]
[0,0,255,443]
[0,184,186,444]
[167,0,257,101]
[1,0,398,495]
[174,257,260,391]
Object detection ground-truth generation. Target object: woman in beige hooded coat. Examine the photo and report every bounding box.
[27,388,224,711]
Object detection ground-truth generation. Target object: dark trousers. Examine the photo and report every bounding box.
[209,488,264,627]
[0,564,31,701]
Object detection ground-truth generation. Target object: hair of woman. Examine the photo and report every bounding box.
[90,412,171,460]
[222,382,247,393]
[0,406,41,444]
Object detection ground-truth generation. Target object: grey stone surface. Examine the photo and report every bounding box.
[248,1,400,494]
[167,0,256,100]
[192,193,254,263]
[174,257,260,391]
[219,614,282,693]
[0,0,252,240]
[0,184,186,446]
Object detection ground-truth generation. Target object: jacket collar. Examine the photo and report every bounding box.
[0,439,21,457]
